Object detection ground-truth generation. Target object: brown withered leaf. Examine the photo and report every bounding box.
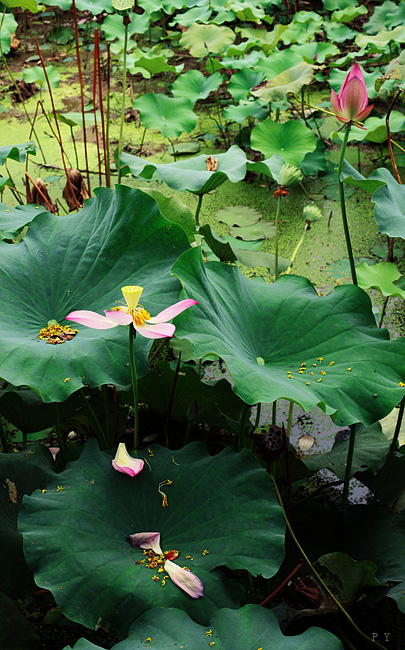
[10,79,37,103]
[62,168,89,211]
[206,155,218,171]
[284,576,324,610]
[30,178,57,213]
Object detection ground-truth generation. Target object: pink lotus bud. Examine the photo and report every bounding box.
[330,63,373,127]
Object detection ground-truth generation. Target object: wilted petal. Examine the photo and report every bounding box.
[112,443,144,476]
[130,532,162,555]
[66,310,119,329]
[147,299,198,324]
[164,560,204,599]
[135,322,176,339]
[103,310,133,326]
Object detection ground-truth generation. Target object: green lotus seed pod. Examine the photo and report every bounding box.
[279,164,304,188]
[112,0,134,16]
[303,205,323,222]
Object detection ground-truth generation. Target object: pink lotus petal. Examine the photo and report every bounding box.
[48,447,60,460]
[104,310,133,326]
[354,104,374,122]
[164,560,204,599]
[112,443,144,476]
[135,322,176,339]
[340,76,366,120]
[330,89,342,117]
[66,310,118,330]
[130,532,162,555]
[147,299,198,324]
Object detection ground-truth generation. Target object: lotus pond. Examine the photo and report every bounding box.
[1,1,405,649]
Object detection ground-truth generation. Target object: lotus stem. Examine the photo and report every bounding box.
[285,400,294,439]
[128,326,139,450]
[254,402,261,429]
[72,0,91,194]
[70,126,79,169]
[0,418,9,452]
[274,197,282,280]
[54,404,67,466]
[270,475,388,650]
[0,9,46,164]
[287,223,309,273]
[78,390,108,449]
[117,18,129,184]
[163,352,181,447]
[378,296,389,328]
[238,402,250,450]
[338,123,357,285]
[272,400,277,426]
[341,423,357,513]
[106,43,111,187]
[195,194,203,227]
[371,396,405,506]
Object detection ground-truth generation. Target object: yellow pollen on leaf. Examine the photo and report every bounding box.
[399,382,405,387]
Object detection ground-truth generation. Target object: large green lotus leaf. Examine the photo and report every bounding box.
[366,0,405,34]
[223,100,268,124]
[172,248,405,426]
[199,224,237,263]
[227,68,264,101]
[76,0,113,14]
[372,178,405,239]
[364,111,405,143]
[106,604,343,649]
[251,120,316,166]
[171,3,212,27]
[23,65,60,89]
[356,262,405,299]
[131,55,179,76]
[19,440,284,635]
[251,61,313,103]
[255,48,304,81]
[138,187,196,243]
[102,13,150,49]
[340,160,390,194]
[0,186,189,402]
[0,202,45,240]
[235,248,291,274]
[215,205,262,227]
[132,94,197,139]
[0,141,36,165]
[179,24,235,57]
[138,360,243,425]
[315,553,382,607]
[0,13,18,55]
[324,22,356,43]
[0,444,54,598]
[2,0,42,11]
[247,153,285,182]
[229,220,275,241]
[332,4,367,22]
[0,386,57,434]
[172,70,223,105]
[0,592,39,650]
[120,146,247,195]
[300,138,327,176]
[301,422,390,479]
[356,25,405,50]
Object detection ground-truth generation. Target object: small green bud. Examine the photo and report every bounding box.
[303,205,323,223]
[279,164,304,188]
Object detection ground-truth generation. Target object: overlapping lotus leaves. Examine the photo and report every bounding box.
[19,440,285,635]
[0,186,189,402]
[251,61,313,103]
[172,248,405,426]
[356,262,405,299]
[179,23,235,57]
[88,605,342,650]
[120,145,247,195]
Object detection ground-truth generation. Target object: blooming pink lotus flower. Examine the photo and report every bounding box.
[66,285,197,339]
[330,63,373,126]
[130,531,204,599]
[112,443,144,476]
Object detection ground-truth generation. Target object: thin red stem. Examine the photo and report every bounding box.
[95,29,109,188]
[25,171,56,214]
[259,559,304,607]
[72,0,91,194]
[92,31,102,186]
